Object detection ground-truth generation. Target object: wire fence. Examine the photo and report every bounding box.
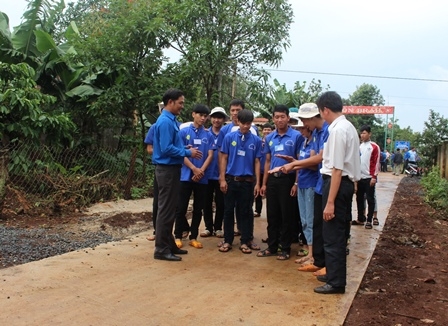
[3,143,154,211]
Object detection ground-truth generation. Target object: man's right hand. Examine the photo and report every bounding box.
[189,147,203,159]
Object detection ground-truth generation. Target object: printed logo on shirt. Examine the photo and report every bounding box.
[201,138,209,144]
[248,143,256,150]
[269,140,273,146]
[186,135,191,140]
[231,141,237,146]
[285,139,295,146]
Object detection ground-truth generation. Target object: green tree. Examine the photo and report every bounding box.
[418,110,448,167]
[0,62,76,213]
[345,83,384,131]
[155,0,293,107]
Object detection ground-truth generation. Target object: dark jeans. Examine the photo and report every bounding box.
[356,178,375,223]
[322,176,354,288]
[254,173,263,214]
[151,174,159,235]
[265,174,296,253]
[313,193,325,268]
[154,165,181,256]
[203,179,224,232]
[223,178,254,246]
[174,181,208,240]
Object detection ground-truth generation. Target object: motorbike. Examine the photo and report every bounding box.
[405,162,421,177]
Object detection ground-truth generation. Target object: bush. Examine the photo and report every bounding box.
[421,166,448,210]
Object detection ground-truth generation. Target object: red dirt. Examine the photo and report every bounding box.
[345,176,448,325]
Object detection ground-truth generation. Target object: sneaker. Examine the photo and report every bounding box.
[175,239,183,248]
[200,230,212,237]
[215,230,224,238]
[189,239,203,249]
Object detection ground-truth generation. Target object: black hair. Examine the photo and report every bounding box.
[192,104,210,114]
[262,123,273,129]
[396,148,401,152]
[360,125,371,133]
[316,91,343,113]
[272,104,289,116]
[162,88,184,106]
[237,109,254,124]
[229,99,245,110]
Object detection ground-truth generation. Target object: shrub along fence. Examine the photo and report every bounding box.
[4,142,154,212]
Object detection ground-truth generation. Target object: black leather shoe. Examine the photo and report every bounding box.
[314,284,345,294]
[172,249,188,255]
[317,275,328,283]
[154,253,182,261]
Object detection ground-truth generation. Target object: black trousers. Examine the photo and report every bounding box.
[254,173,263,214]
[151,174,159,235]
[312,193,325,268]
[174,181,208,240]
[154,165,181,255]
[356,178,375,223]
[322,176,354,288]
[265,174,296,253]
[203,179,224,233]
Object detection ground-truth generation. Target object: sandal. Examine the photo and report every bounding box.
[217,240,225,247]
[373,218,379,226]
[256,249,276,257]
[248,241,260,250]
[219,243,232,252]
[296,249,309,257]
[200,230,212,237]
[295,256,313,264]
[239,244,252,254]
[365,222,373,229]
[189,239,203,249]
[277,251,290,261]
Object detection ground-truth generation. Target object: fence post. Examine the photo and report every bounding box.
[0,148,9,217]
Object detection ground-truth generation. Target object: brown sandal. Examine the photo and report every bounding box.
[219,243,232,252]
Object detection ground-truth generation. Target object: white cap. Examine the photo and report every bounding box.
[289,112,304,128]
[210,107,229,119]
[297,102,319,119]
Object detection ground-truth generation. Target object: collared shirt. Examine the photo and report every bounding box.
[216,122,258,148]
[207,129,220,180]
[320,115,361,182]
[360,140,380,179]
[144,125,155,145]
[312,122,329,195]
[298,137,318,189]
[263,127,302,171]
[152,110,191,165]
[220,130,262,176]
[179,124,215,184]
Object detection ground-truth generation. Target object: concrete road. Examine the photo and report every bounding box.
[0,172,401,326]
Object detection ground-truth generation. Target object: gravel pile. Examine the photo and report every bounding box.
[0,226,117,268]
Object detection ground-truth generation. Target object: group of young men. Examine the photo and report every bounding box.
[146,88,385,295]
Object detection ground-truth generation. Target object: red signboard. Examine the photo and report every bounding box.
[342,106,394,115]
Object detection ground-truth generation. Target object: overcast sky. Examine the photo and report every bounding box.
[3,0,448,133]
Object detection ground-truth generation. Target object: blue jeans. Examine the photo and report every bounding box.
[223,179,254,246]
[298,187,315,245]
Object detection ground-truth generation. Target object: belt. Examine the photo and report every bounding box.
[271,172,290,178]
[226,175,254,183]
[322,174,352,182]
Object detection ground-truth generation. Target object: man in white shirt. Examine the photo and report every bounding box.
[314,91,361,295]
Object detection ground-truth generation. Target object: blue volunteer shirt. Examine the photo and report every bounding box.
[207,129,220,180]
[263,127,303,172]
[312,122,329,195]
[216,122,259,148]
[152,110,192,165]
[220,130,262,176]
[179,124,215,184]
[144,125,155,145]
[298,138,318,189]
